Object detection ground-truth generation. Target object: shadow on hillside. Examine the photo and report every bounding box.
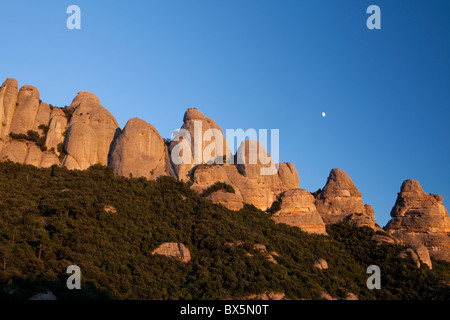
[0,277,111,300]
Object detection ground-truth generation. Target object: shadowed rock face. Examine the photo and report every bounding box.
[314,168,380,230]
[272,189,327,235]
[385,179,450,264]
[61,91,120,170]
[109,118,168,180]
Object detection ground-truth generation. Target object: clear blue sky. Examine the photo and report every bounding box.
[1,0,449,227]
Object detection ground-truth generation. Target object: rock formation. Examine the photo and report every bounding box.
[224,241,278,263]
[45,108,68,155]
[169,108,232,180]
[371,234,397,246]
[313,258,328,270]
[2,76,450,252]
[385,179,450,265]
[314,169,381,231]
[0,139,58,168]
[9,85,42,135]
[205,189,244,211]
[345,293,358,300]
[0,78,18,139]
[190,140,299,211]
[241,292,285,300]
[109,118,168,179]
[0,140,28,163]
[103,205,117,214]
[61,91,120,170]
[398,247,429,269]
[271,189,327,235]
[151,242,191,263]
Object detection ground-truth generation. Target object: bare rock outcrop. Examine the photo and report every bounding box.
[271,189,327,235]
[169,108,232,180]
[313,258,328,270]
[385,179,450,265]
[398,248,422,268]
[252,244,278,263]
[205,189,244,211]
[61,91,120,170]
[371,234,397,246]
[0,140,28,163]
[235,140,299,189]
[151,242,191,263]
[0,140,58,168]
[314,169,381,230]
[45,108,68,154]
[224,241,278,263]
[191,149,300,211]
[242,292,285,300]
[39,151,60,168]
[103,205,117,214]
[169,137,193,181]
[277,162,301,190]
[345,293,358,300]
[109,118,168,179]
[9,85,44,135]
[32,102,51,133]
[0,78,19,139]
[320,292,336,300]
[191,139,299,211]
[410,244,433,269]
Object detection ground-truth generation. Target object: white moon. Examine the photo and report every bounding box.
[322,112,326,117]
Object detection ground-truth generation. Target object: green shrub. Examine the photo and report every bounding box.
[267,192,284,214]
[38,124,49,135]
[62,106,74,121]
[201,181,235,197]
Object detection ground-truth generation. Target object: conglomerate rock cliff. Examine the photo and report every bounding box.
[61,91,120,170]
[385,179,450,266]
[272,189,327,235]
[314,169,381,231]
[1,77,449,255]
[108,117,169,180]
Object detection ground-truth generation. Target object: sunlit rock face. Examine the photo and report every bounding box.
[272,189,327,235]
[385,179,450,265]
[314,168,381,231]
[108,117,169,180]
[61,91,120,170]
[190,139,299,212]
[169,108,232,180]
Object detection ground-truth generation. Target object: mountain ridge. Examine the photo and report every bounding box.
[1,77,449,270]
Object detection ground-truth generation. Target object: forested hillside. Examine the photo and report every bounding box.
[0,161,448,300]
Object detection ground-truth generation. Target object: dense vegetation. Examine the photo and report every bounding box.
[201,182,235,197]
[9,130,47,152]
[0,161,448,300]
